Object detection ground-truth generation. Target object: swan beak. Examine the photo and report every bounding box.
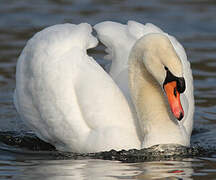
[164,81,184,121]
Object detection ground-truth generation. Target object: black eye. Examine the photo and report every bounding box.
[164,66,168,71]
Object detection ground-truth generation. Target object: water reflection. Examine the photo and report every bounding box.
[13,159,194,180]
[136,160,194,179]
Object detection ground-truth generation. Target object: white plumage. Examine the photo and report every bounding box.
[14,21,194,153]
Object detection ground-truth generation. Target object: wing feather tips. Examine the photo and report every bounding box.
[77,23,98,49]
[94,21,130,47]
[94,21,127,63]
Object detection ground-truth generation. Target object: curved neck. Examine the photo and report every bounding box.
[128,45,188,148]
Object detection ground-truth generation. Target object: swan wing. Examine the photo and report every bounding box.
[94,21,164,79]
[94,21,194,135]
[14,23,139,152]
[94,21,168,99]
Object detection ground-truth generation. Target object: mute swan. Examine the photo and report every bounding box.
[14,21,194,153]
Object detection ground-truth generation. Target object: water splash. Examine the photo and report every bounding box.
[0,131,214,163]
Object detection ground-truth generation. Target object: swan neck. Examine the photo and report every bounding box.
[128,45,188,148]
[129,49,169,124]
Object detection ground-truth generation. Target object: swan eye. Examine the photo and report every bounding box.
[164,66,168,71]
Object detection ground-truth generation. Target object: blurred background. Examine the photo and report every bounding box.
[0,0,216,179]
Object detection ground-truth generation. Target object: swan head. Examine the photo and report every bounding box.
[137,33,186,120]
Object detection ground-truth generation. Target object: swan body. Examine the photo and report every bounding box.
[14,21,194,153]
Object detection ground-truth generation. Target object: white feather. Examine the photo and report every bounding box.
[14,21,194,152]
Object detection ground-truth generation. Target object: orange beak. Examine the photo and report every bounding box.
[164,81,184,120]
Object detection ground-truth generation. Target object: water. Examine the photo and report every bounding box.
[1,0,216,179]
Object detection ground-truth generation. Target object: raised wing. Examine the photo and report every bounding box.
[14,23,139,152]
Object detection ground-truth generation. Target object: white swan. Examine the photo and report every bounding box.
[14,21,194,153]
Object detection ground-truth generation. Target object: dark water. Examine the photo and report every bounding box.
[1,0,216,179]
